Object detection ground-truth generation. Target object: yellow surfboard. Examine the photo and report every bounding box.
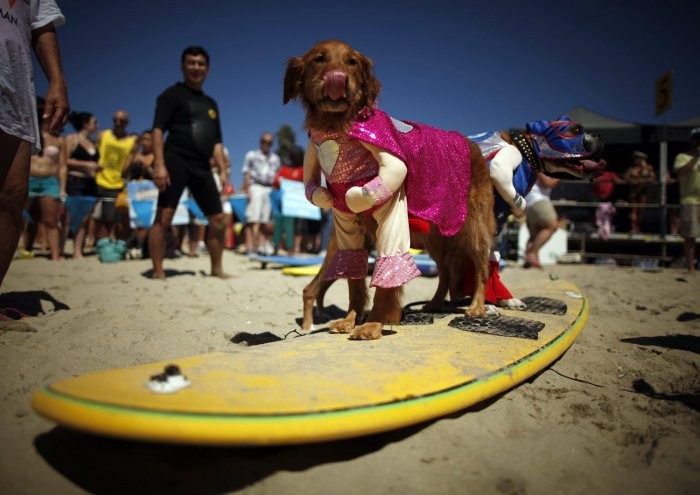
[31,278,587,446]
[282,264,322,276]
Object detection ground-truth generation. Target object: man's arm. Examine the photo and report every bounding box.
[212,143,230,191]
[151,128,170,191]
[32,23,69,132]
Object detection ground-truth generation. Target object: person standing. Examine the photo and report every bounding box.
[149,46,230,279]
[523,172,560,268]
[0,0,69,293]
[24,98,67,261]
[94,110,137,241]
[272,145,304,254]
[624,151,656,234]
[673,128,700,273]
[242,133,280,255]
[64,111,100,258]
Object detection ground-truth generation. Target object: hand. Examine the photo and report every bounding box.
[219,172,230,191]
[43,79,69,133]
[152,165,170,192]
[345,186,373,213]
[311,187,333,209]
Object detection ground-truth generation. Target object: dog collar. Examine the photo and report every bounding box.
[510,130,542,173]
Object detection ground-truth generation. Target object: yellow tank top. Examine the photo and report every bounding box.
[96,129,137,190]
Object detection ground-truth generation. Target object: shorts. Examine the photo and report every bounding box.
[246,182,273,223]
[157,149,222,216]
[93,186,121,223]
[526,199,558,230]
[680,204,700,238]
[28,176,60,199]
[66,175,97,197]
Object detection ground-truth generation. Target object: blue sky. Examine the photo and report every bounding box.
[38,0,699,187]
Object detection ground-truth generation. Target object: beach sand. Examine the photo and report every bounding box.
[1,250,698,494]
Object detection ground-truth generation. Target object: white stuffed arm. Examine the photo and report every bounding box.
[490,144,526,215]
[345,141,407,213]
[303,142,333,209]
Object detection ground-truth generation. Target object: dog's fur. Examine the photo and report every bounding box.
[297,123,603,331]
[285,40,495,337]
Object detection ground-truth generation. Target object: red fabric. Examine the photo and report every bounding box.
[462,260,512,304]
[408,216,431,234]
[591,171,620,200]
[273,165,303,189]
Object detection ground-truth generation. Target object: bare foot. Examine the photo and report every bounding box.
[151,270,167,280]
[210,271,233,279]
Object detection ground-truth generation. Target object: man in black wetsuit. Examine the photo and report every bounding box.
[149,46,231,279]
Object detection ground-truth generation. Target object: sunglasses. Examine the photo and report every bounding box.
[261,140,273,145]
[114,118,128,124]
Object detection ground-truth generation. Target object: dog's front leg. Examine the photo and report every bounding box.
[350,287,402,340]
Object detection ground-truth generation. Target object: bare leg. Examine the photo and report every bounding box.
[39,195,62,260]
[0,132,31,287]
[72,223,87,259]
[149,207,175,279]
[207,212,231,278]
[525,224,557,268]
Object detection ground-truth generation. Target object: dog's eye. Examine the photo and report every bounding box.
[347,57,358,66]
[314,53,327,63]
[568,124,584,136]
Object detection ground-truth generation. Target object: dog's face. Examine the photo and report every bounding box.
[526,117,606,180]
[283,40,381,130]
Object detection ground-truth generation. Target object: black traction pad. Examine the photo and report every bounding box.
[400,311,452,326]
[448,315,545,340]
[520,296,567,315]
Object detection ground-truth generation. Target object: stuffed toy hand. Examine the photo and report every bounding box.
[311,186,334,209]
[345,186,373,213]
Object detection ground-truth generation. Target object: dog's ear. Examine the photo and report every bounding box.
[283,57,304,104]
[359,53,381,106]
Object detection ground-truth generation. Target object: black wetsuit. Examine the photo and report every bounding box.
[152,82,223,215]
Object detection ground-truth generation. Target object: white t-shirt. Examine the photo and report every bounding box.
[0,0,65,152]
[242,149,281,186]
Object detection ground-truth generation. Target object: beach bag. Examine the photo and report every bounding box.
[96,238,127,263]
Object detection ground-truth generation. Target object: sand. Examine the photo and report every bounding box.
[0,250,698,495]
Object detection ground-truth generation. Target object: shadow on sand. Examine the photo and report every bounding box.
[0,290,69,319]
[35,421,432,495]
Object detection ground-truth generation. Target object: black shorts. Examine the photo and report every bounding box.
[94,186,120,223]
[157,148,222,216]
[66,175,97,196]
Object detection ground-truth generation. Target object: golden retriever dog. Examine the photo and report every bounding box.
[296,114,605,331]
[284,40,495,338]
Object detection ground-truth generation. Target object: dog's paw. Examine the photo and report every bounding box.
[485,304,500,316]
[498,298,527,310]
[349,322,384,340]
[464,305,488,318]
[328,310,357,334]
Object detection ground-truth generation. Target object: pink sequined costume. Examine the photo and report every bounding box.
[306,107,472,288]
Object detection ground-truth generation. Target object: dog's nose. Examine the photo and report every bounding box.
[583,133,604,157]
[323,69,347,101]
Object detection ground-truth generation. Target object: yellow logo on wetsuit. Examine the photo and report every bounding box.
[208,108,217,120]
